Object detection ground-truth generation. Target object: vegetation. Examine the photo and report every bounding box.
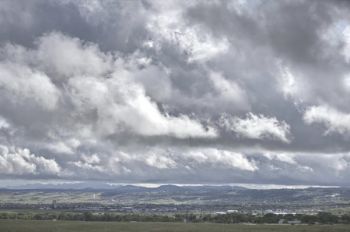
[0,220,350,232]
[0,211,349,224]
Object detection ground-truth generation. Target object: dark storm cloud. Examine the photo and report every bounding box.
[0,0,350,186]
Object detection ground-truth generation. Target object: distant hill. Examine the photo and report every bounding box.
[1,184,349,208]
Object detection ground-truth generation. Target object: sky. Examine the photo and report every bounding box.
[1,0,350,186]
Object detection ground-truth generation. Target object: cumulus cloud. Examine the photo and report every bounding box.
[0,145,60,176]
[54,147,258,181]
[1,0,350,185]
[304,105,350,135]
[183,148,257,172]
[0,116,10,130]
[145,154,176,169]
[342,26,350,63]
[263,152,297,165]
[147,1,229,62]
[0,32,217,140]
[68,70,217,139]
[35,32,111,79]
[208,71,249,110]
[220,113,291,143]
[0,62,60,110]
[278,66,301,101]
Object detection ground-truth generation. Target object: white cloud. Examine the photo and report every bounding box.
[0,32,217,140]
[0,145,60,176]
[70,160,104,173]
[183,148,257,171]
[0,62,60,110]
[298,152,350,174]
[304,105,350,135]
[64,147,257,179]
[0,32,111,80]
[46,139,80,155]
[141,148,257,172]
[2,1,350,185]
[262,151,314,173]
[47,142,74,155]
[68,152,133,178]
[263,152,297,165]
[276,65,314,108]
[0,116,10,130]
[342,74,350,92]
[145,154,176,169]
[208,72,249,109]
[220,113,291,143]
[147,2,229,62]
[36,32,111,79]
[68,71,217,139]
[279,66,299,99]
[82,153,100,165]
[342,26,350,63]
[136,147,258,172]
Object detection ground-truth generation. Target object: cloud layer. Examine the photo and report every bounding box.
[0,0,350,186]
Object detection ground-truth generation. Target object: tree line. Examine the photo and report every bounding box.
[0,211,349,224]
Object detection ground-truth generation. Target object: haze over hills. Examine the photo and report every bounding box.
[1,181,341,190]
[1,184,349,210]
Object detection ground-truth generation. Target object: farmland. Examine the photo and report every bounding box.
[2,186,350,214]
[0,220,349,232]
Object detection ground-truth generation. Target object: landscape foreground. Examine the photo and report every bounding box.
[1,220,350,232]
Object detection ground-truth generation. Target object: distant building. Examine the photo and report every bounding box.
[51,200,57,209]
[288,220,301,225]
[251,210,263,216]
[227,210,238,214]
[215,211,226,215]
[264,209,274,214]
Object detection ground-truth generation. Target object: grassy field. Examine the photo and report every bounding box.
[0,220,349,232]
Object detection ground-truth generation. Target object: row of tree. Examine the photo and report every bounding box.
[0,211,349,224]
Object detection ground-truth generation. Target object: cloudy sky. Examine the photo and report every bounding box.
[1,0,350,186]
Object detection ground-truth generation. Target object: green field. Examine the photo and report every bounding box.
[0,220,349,232]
